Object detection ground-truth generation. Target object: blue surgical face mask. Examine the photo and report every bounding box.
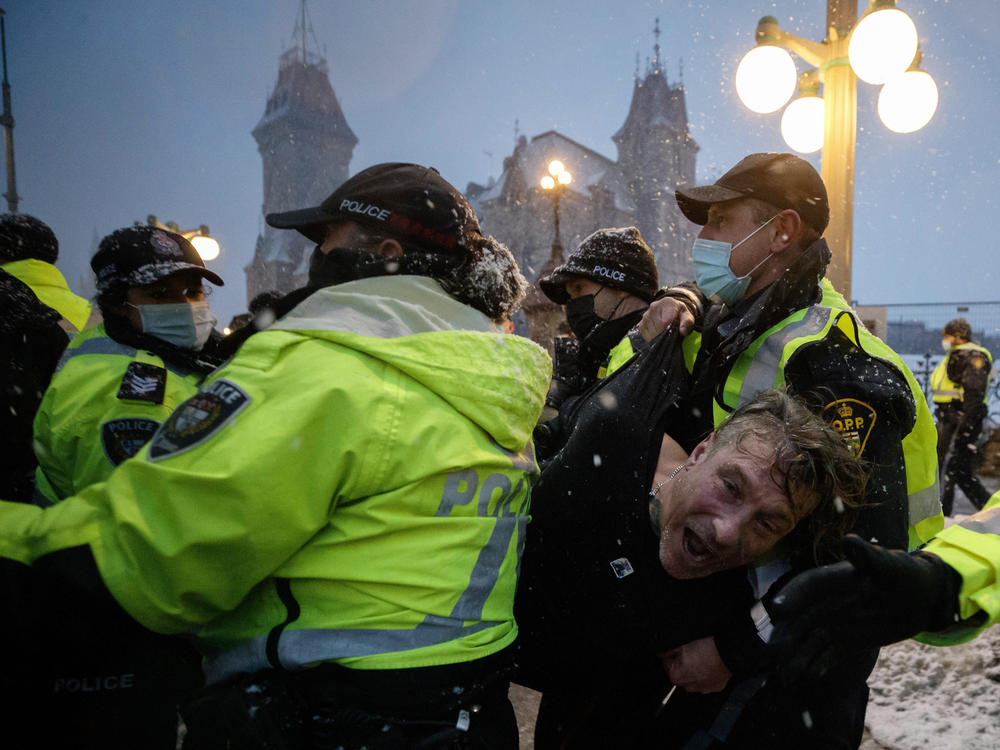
[692,215,779,305]
[130,300,217,351]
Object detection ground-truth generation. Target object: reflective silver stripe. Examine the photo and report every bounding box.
[203,617,505,684]
[739,306,940,532]
[909,479,942,525]
[55,336,137,372]
[931,388,962,399]
[957,505,1000,535]
[55,333,198,379]
[204,477,525,684]
[451,514,518,621]
[738,306,835,406]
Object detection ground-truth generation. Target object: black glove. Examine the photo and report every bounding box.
[768,534,962,684]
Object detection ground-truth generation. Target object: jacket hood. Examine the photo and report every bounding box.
[270,275,552,451]
[2,257,93,332]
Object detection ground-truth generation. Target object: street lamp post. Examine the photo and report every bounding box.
[540,159,573,266]
[735,0,938,302]
[0,10,20,214]
[146,215,221,262]
[521,160,574,355]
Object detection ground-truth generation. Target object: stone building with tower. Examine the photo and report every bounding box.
[465,26,699,346]
[243,14,700,347]
[244,5,357,301]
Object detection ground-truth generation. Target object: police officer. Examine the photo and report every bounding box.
[23,226,224,749]
[769,490,1000,681]
[0,269,68,503]
[0,163,550,750]
[534,226,659,459]
[637,153,941,748]
[539,226,659,382]
[0,213,94,333]
[34,225,225,502]
[931,317,993,513]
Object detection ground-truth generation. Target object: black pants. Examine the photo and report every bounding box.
[182,648,519,750]
[3,552,203,750]
[938,404,991,514]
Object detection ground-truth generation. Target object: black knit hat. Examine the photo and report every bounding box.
[0,213,59,264]
[265,162,481,252]
[539,226,659,304]
[676,153,829,235]
[943,318,972,340]
[91,226,224,293]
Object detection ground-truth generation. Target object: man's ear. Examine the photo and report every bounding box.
[770,210,803,255]
[689,432,715,464]
[376,238,404,259]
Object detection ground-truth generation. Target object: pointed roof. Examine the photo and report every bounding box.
[252,1,356,146]
[613,20,690,146]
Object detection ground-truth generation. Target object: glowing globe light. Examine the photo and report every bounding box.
[736,45,797,114]
[848,8,918,84]
[540,175,556,190]
[780,95,825,153]
[191,234,220,261]
[557,170,572,185]
[548,160,565,177]
[877,69,938,133]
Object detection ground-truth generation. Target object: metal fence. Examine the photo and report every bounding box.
[872,301,1000,475]
[872,301,1000,413]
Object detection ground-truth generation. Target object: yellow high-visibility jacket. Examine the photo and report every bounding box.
[0,275,551,683]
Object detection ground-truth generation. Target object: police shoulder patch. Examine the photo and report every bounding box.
[822,398,877,457]
[117,361,167,404]
[101,418,160,466]
[147,379,251,461]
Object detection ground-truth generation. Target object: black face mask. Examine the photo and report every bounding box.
[564,294,604,341]
[307,245,400,288]
[306,244,470,291]
[566,292,639,379]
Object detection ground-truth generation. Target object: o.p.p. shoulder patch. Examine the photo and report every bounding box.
[823,398,877,457]
[148,379,251,461]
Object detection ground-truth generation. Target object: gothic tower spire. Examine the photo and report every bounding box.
[245,1,358,300]
[612,22,699,281]
[653,18,662,75]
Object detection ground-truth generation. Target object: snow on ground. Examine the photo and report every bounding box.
[865,627,1000,750]
[864,497,1000,750]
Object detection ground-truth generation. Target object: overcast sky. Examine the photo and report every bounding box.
[5,0,997,325]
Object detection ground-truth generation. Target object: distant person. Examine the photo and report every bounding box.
[217,289,285,357]
[26,225,225,749]
[0,213,94,332]
[930,317,994,513]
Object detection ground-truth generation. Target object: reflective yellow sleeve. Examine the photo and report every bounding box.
[916,494,1000,645]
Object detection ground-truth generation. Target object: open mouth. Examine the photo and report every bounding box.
[683,526,715,563]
